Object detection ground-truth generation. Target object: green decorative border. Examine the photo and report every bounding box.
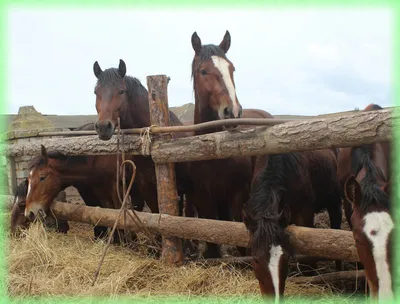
[0,1,399,303]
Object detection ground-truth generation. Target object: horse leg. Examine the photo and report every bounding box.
[231,188,250,257]
[195,195,221,259]
[294,209,318,276]
[181,191,199,259]
[75,186,108,240]
[53,191,69,234]
[326,192,344,271]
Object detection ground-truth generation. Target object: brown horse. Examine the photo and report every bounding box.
[339,104,393,301]
[23,124,143,244]
[92,60,197,256]
[243,148,343,301]
[10,178,70,235]
[92,59,192,215]
[337,104,391,229]
[189,30,281,257]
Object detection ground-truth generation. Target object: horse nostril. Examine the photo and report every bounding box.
[94,122,99,131]
[28,211,35,221]
[223,107,230,118]
[107,121,112,129]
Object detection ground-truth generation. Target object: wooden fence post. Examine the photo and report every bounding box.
[146,75,184,265]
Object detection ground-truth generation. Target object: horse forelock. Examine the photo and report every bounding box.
[352,145,390,214]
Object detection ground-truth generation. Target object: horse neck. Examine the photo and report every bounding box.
[371,142,389,181]
[193,88,223,135]
[49,160,93,187]
[120,90,151,129]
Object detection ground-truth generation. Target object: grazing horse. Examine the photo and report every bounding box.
[10,178,70,235]
[338,104,393,301]
[337,104,391,230]
[243,149,343,301]
[23,123,143,244]
[189,30,280,257]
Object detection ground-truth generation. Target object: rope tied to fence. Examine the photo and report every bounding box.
[92,119,162,287]
[140,125,158,155]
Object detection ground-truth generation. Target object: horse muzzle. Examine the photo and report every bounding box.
[95,120,115,141]
[25,203,47,221]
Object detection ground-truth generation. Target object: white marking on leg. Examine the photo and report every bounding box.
[211,55,241,117]
[363,211,394,302]
[268,245,283,303]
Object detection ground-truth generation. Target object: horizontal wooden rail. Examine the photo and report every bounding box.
[35,118,293,138]
[1,196,360,262]
[3,109,394,164]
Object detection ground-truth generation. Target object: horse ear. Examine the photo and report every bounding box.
[219,30,231,53]
[344,176,362,205]
[279,204,291,227]
[93,61,102,79]
[383,182,390,195]
[191,31,202,55]
[40,145,48,165]
[118,59,126,78]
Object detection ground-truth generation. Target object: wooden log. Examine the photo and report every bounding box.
[3,109,394,164]
[290,270,365,285]
[147,75,183,265]
[21,200,357,262]
[201,255,346,268]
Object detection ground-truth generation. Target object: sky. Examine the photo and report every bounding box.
[6,8,393,116]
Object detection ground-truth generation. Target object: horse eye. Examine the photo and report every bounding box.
[40,176,46,182]
[200,69,207,76]
[119,90,125,95]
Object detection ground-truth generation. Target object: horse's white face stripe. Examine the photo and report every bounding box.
[268,245,283,303]
[363,211,394,301]
[27,170,33,197]
[211,55,240,117]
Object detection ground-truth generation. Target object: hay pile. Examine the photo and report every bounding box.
[5,212,362,303]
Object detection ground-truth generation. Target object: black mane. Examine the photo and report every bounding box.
[14,178,28,199]
[351,144,390,213]
[95,68,148,100]
[244,153,302,256]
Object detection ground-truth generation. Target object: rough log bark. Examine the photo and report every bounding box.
[290,270,365,285]
[5,200,357,262]
[147,75,183,265]
[2,110,394,164]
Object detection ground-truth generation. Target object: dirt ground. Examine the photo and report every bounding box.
[6,186,366,302]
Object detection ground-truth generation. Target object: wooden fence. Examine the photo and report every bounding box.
[2,74,396,265]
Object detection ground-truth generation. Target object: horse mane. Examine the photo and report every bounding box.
[351,144,389,213]
[191,44,228,83]
[244,153,302,256]
[95,68,148,100]
[14,178,28,199]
